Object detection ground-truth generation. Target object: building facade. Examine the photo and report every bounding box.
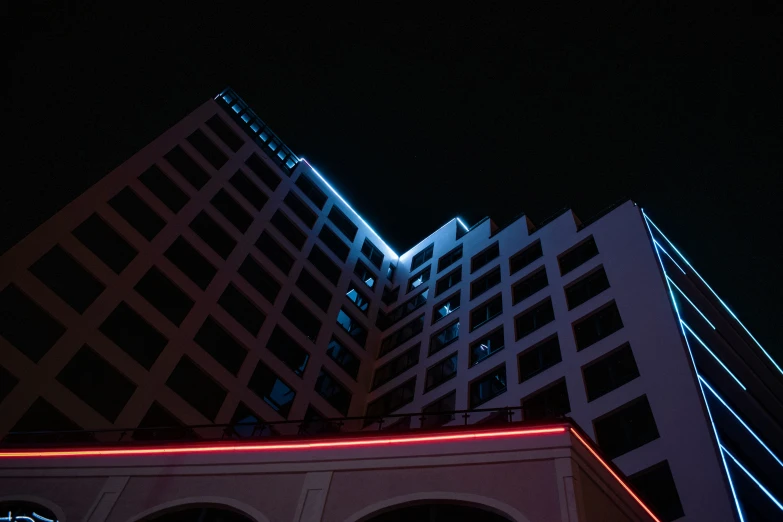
[0,88,780,522]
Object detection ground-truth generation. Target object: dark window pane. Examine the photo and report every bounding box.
[164,145,210,189]
[284,192,317,228]
[194,316,247,375]
[206,114,244,152]
[164,237,217,290]
[565,266,611,309]
[100,301,167,369]
[366,378,416,420]
[469,327,505,367]
[315,370,352,415]
[229,170,268,211]
[267,326,310,376]
[300,405,342,435]
[283,297,321,341]
[248,360,296,418]
[336,308,367,348]
[514,298,555,340]
[72,214,138,274]
[57,345,136,422]
[574,301,624,350]
[256,231,294,274]
[629,461,685,522]
[471,242,499,273]
[432,291,460,324]
[470,266,501,300]
[422,391,456,429]
[411,243,434,271]
[438,245,463,272]
[512,267,548,305]
[308,245,341,285]
[139,165,189,213]
[327,337,361,380]
[319,225,350,261]
[425,352,458,392]
[190,211,237,259]
[361,239,384,269]
[296,269,332,312]
[229,402,276,438]
[470,294,503,332]
[518,335,562,382]
[211,189,252,233]
[5,398,90,444]
[238,255,280,304]
[295,173,327,209]
[522,379,570,420]
[109,187,165,241]
[187,129,227,169]
[272,210,307,250]
[29,245,105,313]
[378,288,427,330]
[166,356,226,421]
[429,320,459,356]
[135,267,194,326]
[373,344,420,389]
[380,315,424,357]
[327,205,358,241]
[510,240,543,275]
[0,365,18,403]
[0,285,65,362]
[559,236,599,275]
[219,284,265,336]
[354,260,378,289]
[346,282,371,315]
[133,402,196,441]
[594,395,660,458]
[407,266,431,292]
[435,267,462,296]
[469,364,507,408]
[245,153,281,191]
[583,343,640,401]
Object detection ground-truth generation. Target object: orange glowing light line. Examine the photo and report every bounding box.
[570,428,661,522]
[0,426,567,459]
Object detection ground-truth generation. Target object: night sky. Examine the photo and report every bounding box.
[6,4,782,358]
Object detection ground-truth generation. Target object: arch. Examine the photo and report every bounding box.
[343,492,532,522]
[125,497,270,522]
[0,495,67,522]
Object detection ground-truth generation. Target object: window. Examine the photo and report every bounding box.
[284,192,317,228]
[187,129,228,169]
[380,315,424,357]
[327,337,361,380]
[5,398,89,444]
[164,145,210,189]
[194,316,247,375]
[300,406,342,435]
[319,225,350,261]
[425,352,458,392]
[133,402,195,441]
[470,294,503,332]
[190,211,237,259]
[283,297,321,341]
[315,370,352,415]
[407,265,431,292]
[435,267,462,296]
[100,301,167,369]
[206,114,244,152]
[470,327,504,367]
[248,360,296,418]
[166,356,226,421]
[0,365,18,403]
[594,395,660,458]
[139,165,189,213]
[72,214,138,274]
[386,264,396,281]
[327,205,358,241]
[336,307,367,348]
[256,231,294,274]
[583,343,640,401]
[573,301,623,350]
[469,364,507,408]
[421,391,456,429]
[238,255,280,304]
[512,267,548,305]
[432,291,460,324]
[245,153,281,191]
[381,285,400,305]
[135,267,194,326]
[219,284,266,336]
[522,379,570,420]
[296,269,332,312]
[373,344,420,389]
[628,461,685,522]
[558,236,599,275]
[229,170,268,211]
[308,245,341,285]
[346,283,370,314]
[366,377,416,420]
[164,237,217,290]
[429,320,459,356]
[267,326,310,376]
[438,244,463,272]
[211,189,252,233]
[0,285,65,363]
[518,335,562,382]
[361,238,384,269]
[470,266,501,300]
[271,210,307,250]
[510,240,543,275]
[29,245,105,313]
[471,242,499,273]
[109,187,166,240]
[295,174,328,209]
[377,288,427,330]
[354,260,378,289]
[230,402,276,438]
[411,243,434,271]
[514,298,555,340]
[565,266,610,309]
[57,345,136,422]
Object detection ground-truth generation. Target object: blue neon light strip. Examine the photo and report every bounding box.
[456,217,470,232]
[654,240,686,274]
[643,212,783,376]
[722,447,783,511]
[667,277,716,329]
[699,376,783,468]
[681,321,746,390]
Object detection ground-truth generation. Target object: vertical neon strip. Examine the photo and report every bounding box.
[681,321,746,390]
[722,447,783,511]
[667,277,716,329]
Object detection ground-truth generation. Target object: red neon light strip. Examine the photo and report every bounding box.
[570,428,661,522]
[0,426,567,459]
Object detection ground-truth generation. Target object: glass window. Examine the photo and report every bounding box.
[583,343,640,401]
[437,244,463,272]
[327,205,358,241]
[229,402,276,438]
[271,210,307,250]
[354,260,377,289]
[295,173,328,209]
[255,231,294,274]
[512,266,548,305]
[245,153,281,190]
[206,114,244,152]
[336,307,367,348]
[248,360,296,418]
[0,285,65,363]
[327,337,361,380]
[435,267,462,296]
[411,243,434,271]
[100,301,167,369]
[361,238,384,269]
[319,225,350,261]
[190,211,236,259]
[373,343,420,389]
[565,266,611,309]
[315,370,352,416]
[407,265,431,292]
[283,191,317,228]
[594,395,660,459]
[194,316,247,375]
[5,398,90,444]
[514,298,555,340]
[558,236,599,275]
[365,377,416,420]
[238,255,281,304]
[219,284,266,336]
[29,245,105,314]
[187,129,227,169]
[308,245,341,285]
[421,390,456,429]
[628,461,685,522]
[166,356,226,421]
[509,240,543,275]
[470,266,501,300]
[470,294,503,332]
[229,170,269,211]
[380,314,425,357]
[139,165,189,213]
[72,213,138,274]
[211,189,252,233]
[432,291,460,324]
[429,320,459,356]
[518,335,562,382]
[0,364,18,404]
[381,285,400,305]
[164,145,210,189]
[471,242,499,273]
[164,237,216,290]
[425,352,458,392]
[135,267,194,326]
[522,379,571,420]
[573,301,624,350]
[283,297,321,342]
[109,187,166,241]
[346,282,371,314]
[267,326,310,376]
[377,288,427,330]
[469,364,507,408]
[296,269,333,312]
[469,327,505,367]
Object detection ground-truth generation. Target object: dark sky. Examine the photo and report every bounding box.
[6,3,782,358]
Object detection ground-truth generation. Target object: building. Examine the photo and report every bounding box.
[0,87,780,522]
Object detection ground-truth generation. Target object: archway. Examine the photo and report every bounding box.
[0,500,62,522]
[141,506,253,522]
[364,503,512,522]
